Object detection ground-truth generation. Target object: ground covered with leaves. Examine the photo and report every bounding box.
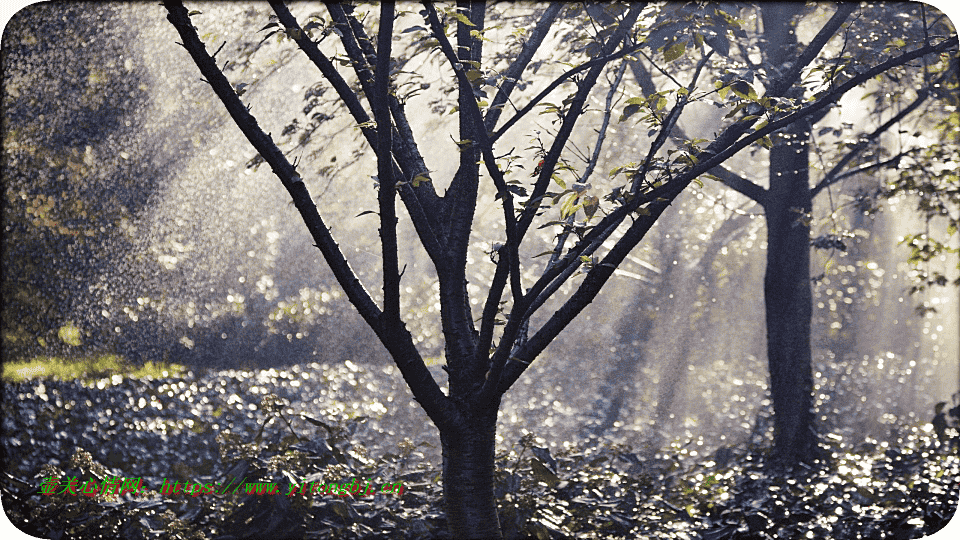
[2,362,957,539]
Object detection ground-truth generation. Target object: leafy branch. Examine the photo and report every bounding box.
[491,15,959,395]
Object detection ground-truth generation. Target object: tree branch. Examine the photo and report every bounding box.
[483,3,563,132]
[701,35,958,180]
[422,2,523,309]
[499,62,631,356]
[767,3,858,97]
[478,5,646,402]
[326,3,377,100]
[163,1,380,328]
[517,4,645,241]
[479,25,632,363]
[539,62,629,296]
[324,3,445,227]
[626,51,768,205]
[820,150,921,190]
[811,87,932,197]
[374,2,400,324]
[268,1,445,262]
[490,41,647,144]
[499,185,684,393]
[417,1,493,392]
[490,30,960,395]
[164,1,455,429]
[630,50,714,194]
[707,166,768,204]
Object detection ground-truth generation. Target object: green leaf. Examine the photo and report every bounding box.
[412,174,431,187]
[619,103,642,123]
[704,33,730,57]
[664,42,686,62]
[530,458,560,488]
[560,194,579,219]
[539,102,561,116]
[581,195,600,220]
[723,102,748,119]
[450,12,476,27]
[730,80,757,100]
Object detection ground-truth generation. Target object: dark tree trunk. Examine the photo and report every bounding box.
[439,408,502,539]
[760,3,819,466]
[764,117,817,465]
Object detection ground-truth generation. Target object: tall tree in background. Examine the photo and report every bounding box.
[162,2,957,536]
[585,2,957,465]
[693,3,958,464]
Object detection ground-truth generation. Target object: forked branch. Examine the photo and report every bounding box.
[488,29,959,396]
[163,0,455,429]
[268,1,445,262]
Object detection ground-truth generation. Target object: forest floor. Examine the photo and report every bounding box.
[1,362,958,539]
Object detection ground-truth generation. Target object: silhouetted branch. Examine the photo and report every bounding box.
[625,52,768,206]
[767,3,858,97]
[708,166,768,205]
[374,2,400,324]
[422,1,523,305]
[492,28,960,393]
[164,0,455,430]
[480,4,645,403]
[811,87,933,197]
[490,41,647,144]
[483,3,563,132]
[268,1,445,261]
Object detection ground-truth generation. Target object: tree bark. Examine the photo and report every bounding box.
[759,3,819,466]
[764,112,817,465]
[439,408,502,539]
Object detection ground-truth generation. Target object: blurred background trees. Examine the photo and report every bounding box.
[2,3,163,359]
